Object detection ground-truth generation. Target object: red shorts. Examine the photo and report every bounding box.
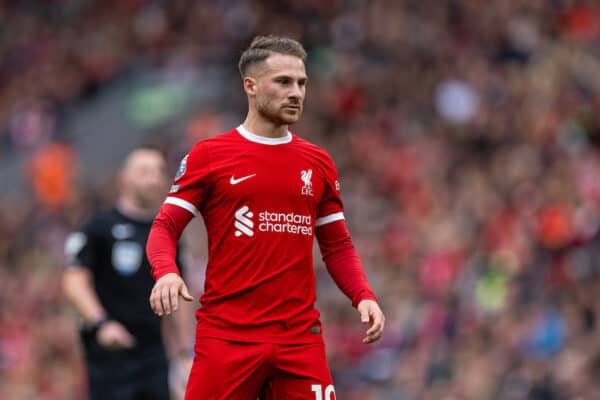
[185,338,336,399]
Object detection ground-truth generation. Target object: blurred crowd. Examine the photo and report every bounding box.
[2,0,600,399]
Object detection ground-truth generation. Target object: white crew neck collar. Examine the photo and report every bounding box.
[236,125,292,145]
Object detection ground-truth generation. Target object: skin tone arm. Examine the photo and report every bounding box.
[62,266,135,349]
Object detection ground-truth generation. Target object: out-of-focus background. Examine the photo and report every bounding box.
[2,0,600,399]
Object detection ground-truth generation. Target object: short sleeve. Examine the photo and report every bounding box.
[316,153,345,227]
[64,217,98,269]
[164,143,212,216]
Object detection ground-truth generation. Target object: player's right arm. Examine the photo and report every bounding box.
[147,204,195,316]
[148,145,211,316]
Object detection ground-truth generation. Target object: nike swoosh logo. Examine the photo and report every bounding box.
[230,174,256,185]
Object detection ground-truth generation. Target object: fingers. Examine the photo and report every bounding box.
[180,284,194,301]
[117,328,136,348]
[150,286,164,316]
[170,284,179,312]
[150,283,170,316]
[359,303,385,344]
[97,321,136,350]
[149,274,194,316]
[366,310,383,335]
[364,310,385,343]
[151,284,176,316]
[161,289,171,315]
[360,308,370,324]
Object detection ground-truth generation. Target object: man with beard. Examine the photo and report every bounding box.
[63,148,193,400]
[147,36,385,399]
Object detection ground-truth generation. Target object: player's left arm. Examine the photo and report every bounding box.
[315,150,384,343]
[316,219,385,344]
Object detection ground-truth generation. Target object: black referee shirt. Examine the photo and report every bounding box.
[66,207,179,356]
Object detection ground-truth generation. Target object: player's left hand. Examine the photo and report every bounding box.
[357,299,385,344]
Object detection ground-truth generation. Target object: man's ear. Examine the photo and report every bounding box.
[243,76,256,96]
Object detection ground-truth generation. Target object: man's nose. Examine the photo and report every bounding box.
[289,84,303,100]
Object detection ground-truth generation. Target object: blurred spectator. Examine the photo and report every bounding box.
[26,142,78,212]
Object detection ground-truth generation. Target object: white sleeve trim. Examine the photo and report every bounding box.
[315,212,345,227]
[164,197,199,216]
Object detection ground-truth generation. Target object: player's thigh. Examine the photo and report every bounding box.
[185,338,272,400]
[261,342,336,400]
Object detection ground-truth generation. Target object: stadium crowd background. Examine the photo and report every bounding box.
[2,0,600,399]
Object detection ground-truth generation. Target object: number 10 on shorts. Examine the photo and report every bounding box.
[311,384,335,400]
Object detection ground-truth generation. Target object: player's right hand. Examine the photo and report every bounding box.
[96,320,136,350]
[150,272,194,316]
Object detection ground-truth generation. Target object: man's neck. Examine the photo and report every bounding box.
[242,113,288,138]
[116,197,155,222]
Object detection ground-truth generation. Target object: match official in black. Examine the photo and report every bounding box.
[63,147,193,400]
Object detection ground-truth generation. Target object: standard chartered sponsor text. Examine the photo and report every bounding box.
[258,210,312,235]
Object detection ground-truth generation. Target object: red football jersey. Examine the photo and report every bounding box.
[166,126,345,344]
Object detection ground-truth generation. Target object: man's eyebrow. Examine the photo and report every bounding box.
[272,74,308,80]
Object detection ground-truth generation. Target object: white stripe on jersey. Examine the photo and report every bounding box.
[165,197,199,216]
[315,212,345,227]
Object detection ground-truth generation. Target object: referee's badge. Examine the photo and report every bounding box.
[112,241,143,276]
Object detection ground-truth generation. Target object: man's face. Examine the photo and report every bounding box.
[251,54,307,125]
[121,150,168,210]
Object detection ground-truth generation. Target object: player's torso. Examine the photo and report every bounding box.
[196,132,327,316]
[182,129,334,342]
[201,135,326,242]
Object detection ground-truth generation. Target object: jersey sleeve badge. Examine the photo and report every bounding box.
[175,154,189,181]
